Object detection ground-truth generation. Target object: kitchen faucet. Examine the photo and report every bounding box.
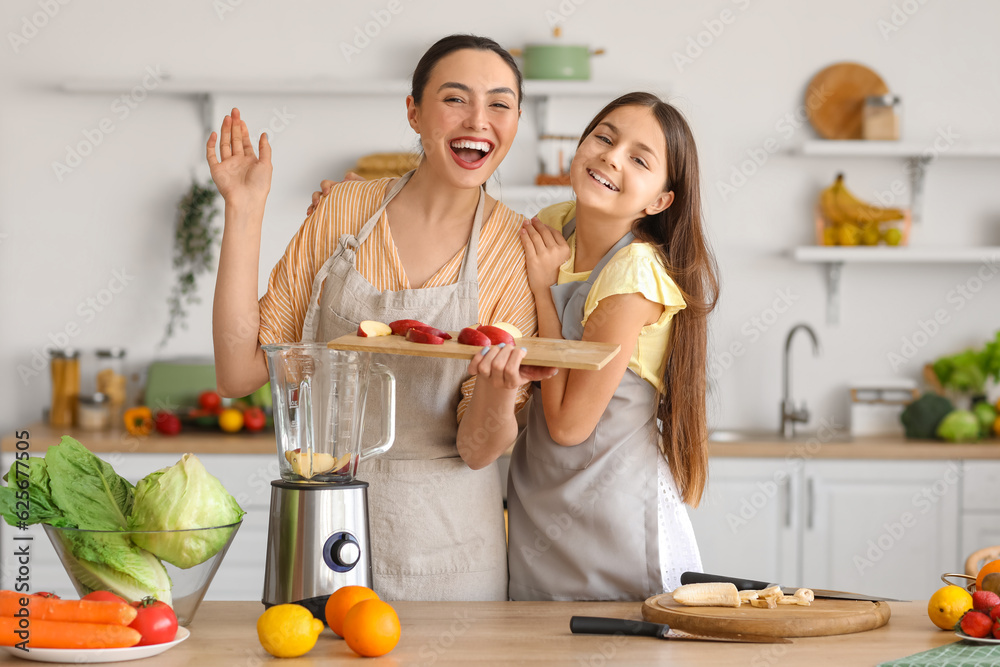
[781,323,821,438]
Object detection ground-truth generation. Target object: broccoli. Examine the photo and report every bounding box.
[900,393,954,440]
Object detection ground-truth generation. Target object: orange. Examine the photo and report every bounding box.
[324,585,378,638]
[342,599,401,657]
[977,560,1000,591]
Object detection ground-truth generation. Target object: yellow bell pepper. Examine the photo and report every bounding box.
[123,406,153,436]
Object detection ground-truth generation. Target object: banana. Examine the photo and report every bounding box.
[818,173,905,228]
[671,582,742,607]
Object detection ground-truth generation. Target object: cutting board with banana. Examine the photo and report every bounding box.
[643,583,891,638]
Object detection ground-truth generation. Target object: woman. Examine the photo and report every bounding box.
[207,35,553,601]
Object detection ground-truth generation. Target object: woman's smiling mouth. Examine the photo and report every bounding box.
[449,138,495,170]
[587,168,619,191]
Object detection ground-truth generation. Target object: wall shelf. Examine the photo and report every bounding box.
[794,140,1000,227]
[793,245,1000,325]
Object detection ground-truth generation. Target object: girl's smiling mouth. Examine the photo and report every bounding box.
[587,168,619,191]
[449,137,495,170]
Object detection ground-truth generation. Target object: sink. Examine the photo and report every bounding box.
[709,429,853,443]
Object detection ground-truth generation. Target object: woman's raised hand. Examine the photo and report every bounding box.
[520,217,571,295]
[305,172,365,215]
[206,108,272,209]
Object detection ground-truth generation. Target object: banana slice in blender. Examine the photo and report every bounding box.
[284,450,352,478]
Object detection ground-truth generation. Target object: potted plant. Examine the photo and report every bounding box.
[159,180,220,349]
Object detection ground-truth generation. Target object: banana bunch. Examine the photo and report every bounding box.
[818,173,905,247]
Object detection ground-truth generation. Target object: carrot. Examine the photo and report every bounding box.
[0,591,136,625]
[0,616,141,648]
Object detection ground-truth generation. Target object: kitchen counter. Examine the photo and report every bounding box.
[6,423,1000,460]
[0,600,958,665]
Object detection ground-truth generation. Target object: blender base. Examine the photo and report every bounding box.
[262,479,373,619]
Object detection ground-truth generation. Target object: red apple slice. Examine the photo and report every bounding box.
[477,325,515,346]
[389,319,428,336]
[405,328,445,345]
[357,320,392,337]
[458,327,492,347]
[492,321,523,339]
[409,324,452,340]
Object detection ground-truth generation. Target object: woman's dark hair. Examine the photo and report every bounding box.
[411,34,523,107]
[578,92,720,507]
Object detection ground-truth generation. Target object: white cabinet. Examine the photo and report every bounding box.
[690,457,962,600]
[0,452,274,603]
[961,461,1000,572]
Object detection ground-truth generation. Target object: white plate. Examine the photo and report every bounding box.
[1,626,190,663]
[955,629,1000,644]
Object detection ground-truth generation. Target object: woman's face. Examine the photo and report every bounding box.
[570,105,673,221]
[407,49,520,190]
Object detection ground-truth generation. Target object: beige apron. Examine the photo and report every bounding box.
[507,220,662,601]
[299,171,508,601]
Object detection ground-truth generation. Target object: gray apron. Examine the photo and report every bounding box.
[300,171,508,601]
[507,220,661,601]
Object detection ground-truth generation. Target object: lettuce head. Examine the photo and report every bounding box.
[128,454,245,569]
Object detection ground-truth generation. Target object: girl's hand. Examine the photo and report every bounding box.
[520,217,570,295]
[305,172,366,215]
[467,344,558,390]
[206,108,272,209]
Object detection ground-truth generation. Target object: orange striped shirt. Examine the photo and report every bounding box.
[258,178,536,420]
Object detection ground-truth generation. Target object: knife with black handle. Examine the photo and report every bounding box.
[570,616,670,638]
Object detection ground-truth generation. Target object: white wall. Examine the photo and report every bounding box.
[2,0,999,434]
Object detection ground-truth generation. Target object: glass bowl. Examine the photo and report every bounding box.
[43,521,241,626]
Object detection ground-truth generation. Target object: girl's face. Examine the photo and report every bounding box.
[570,105,674,221]
[407,49,520,190]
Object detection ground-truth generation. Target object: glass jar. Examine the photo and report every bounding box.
[49,349,80,427]
[862,94,901,141]
[95,348,127,428]
[77,393,111,431]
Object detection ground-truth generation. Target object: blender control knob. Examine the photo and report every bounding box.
[331,537,360,568]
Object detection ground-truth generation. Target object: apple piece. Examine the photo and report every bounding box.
[406,328,445,345]
[458,327,492,347]
[492,321,523,339]
[389,319,428,336]
[409,324,452,340]
[477,325,515,346]
[357,320,392,337]
[286,449,337,478]
[332,453,353,474]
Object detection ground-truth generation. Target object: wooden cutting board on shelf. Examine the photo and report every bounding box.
[642,593,891,638]
[805,62,889,140]
[327,333,620,371]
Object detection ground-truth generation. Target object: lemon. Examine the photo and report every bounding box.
[861,226,880,246]
[836,225,860,246]
[883,228,903,246]
[822,227,837,246]
[927,585,973,630]
[257,604,324,658]
[219,408,244,433]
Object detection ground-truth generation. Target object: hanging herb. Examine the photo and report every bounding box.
[159,180,220,349]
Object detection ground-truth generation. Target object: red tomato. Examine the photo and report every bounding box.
[129,598,178,646]
[154,411,182,436]
[198,390,222,412]
[82,591,127,604]
[243,407,267,432]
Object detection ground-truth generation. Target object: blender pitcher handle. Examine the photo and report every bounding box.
[359,362,395,462]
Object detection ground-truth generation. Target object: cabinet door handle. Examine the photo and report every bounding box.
[783,477,792,528]
[806,477,815,530]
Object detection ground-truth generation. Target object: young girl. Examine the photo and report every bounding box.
[461,92,719,601]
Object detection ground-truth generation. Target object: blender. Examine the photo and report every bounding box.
[261,343,395,619]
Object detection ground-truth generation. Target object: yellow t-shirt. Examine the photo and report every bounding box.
[536,201,686,392]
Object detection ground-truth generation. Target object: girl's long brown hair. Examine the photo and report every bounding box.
[578,93,719,507]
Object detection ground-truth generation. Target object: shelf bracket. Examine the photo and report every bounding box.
[824,261,843,327]
[905,155,932,226]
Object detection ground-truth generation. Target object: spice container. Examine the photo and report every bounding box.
[77,393,111,431]
[862,94,901,141]
[49,349,80,427]
[95,348,127,429]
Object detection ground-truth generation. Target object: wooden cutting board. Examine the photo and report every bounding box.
[642,593,891,638]
[327,333,620,370]
[805,62,889,140]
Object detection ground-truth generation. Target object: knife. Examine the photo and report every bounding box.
[680,572,906,602]
[569,616,791,644]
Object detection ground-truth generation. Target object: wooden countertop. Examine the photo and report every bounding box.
[6,423,1000,460]
[0,600,959,665]
[1,423,276,455]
